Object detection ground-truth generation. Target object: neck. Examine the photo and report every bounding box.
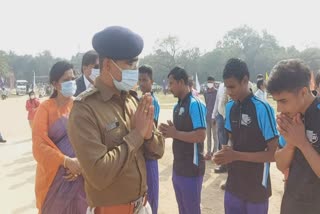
[179,87,190,100]
[301,93,316,114]
[238,90,251,102]
[55,94,71,107]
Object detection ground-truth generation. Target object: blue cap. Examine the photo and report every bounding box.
[92,26,144,60]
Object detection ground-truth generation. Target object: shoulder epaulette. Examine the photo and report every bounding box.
[75,87,99,101]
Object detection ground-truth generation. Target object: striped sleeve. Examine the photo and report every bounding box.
[224,101,234,132]
[152,95,160,124]
[253,97,279,142]
[189,98,207,130]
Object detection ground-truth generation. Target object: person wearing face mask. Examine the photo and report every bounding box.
[68,26,165,214]
[74,50,99,96]
[32,61,87,214]
[204,76,218,160]
[25,91,40,129]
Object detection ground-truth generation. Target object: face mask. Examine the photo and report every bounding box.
[89,68,100,81]
[111,60,138,92]
[60,80,77,97]
[207,83,214,88]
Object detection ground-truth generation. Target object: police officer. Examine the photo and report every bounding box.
[68,26,165,214]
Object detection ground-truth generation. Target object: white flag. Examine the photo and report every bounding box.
[195,73,201,92]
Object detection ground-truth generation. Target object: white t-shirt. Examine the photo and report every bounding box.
[84,75,92,90]
[255,89,267,102]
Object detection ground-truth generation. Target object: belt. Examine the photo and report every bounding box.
[93,194,148,214]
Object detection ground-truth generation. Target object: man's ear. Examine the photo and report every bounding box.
[301,86,309,97]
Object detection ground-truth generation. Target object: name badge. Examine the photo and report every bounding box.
[106,119,120,132]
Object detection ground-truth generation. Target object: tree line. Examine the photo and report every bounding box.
[1,25,320,84]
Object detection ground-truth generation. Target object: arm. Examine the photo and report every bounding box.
[143,129,165,159]
[26,100,32,111]
[35,99,40,108]
[68,102,144,191]
[144,96,165,159]
[32,103,65,167]
[274,144,295,173]
[299,142,320,177]
[234,138,278,163]
[174,129,206,143]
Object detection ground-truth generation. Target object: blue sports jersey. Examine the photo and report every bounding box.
[172,92,207,177]
[225,94,279,203]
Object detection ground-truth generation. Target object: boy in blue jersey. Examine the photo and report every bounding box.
[138,65,161,214]
[159,66,206,214]
[267,59,320,214]
[213,58,278,214]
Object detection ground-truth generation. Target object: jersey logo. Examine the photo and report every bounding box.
[179,107,185,116]
[306,130,319,145]
[241,114,252,126]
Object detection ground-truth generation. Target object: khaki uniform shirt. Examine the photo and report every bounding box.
[68,77,165,207]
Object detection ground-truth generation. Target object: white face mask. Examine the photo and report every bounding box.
[110,60,138,92]
[207,83,214,88]
[89,68,100,81]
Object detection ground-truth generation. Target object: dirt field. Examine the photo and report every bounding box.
[0,95,284,214]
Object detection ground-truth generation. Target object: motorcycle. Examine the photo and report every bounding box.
[0,87,9,100]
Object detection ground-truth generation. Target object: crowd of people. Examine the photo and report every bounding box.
[19,25,320,214]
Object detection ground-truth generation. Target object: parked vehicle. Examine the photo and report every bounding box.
[16,80,28,95]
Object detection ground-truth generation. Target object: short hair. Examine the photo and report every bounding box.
[207,76,215,81]
[139,65,153,80]
[29,91,35,96]
[167,66,189,85]
[81,50,98,73]
[256,74,264,80]
[267,59,311,94]
[257,79,264,90]
[315,71,320,88]
[223,58,249,81]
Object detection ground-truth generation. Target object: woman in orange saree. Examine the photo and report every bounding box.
[32,61,87,214]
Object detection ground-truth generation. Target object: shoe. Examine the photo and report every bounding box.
[220,181,226,190]
[0,138,6,143]
[214,165,227,173]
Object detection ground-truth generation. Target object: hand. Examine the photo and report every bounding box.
[277,113,308,149]
[132,93,154,139]
[213,146,236,165]
[63,169,79,182]
[64,157,81,175]
[212,119,216,125]
[159,122,177,138]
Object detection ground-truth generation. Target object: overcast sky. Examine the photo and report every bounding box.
[1,0,319,59]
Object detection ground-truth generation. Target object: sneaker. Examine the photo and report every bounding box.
[220,181,226,190]
[214,165,227,173]
[0,138,6,143]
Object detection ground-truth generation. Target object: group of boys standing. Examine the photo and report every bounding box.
[66,25,319,214]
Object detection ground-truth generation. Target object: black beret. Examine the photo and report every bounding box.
[92,26,144,60]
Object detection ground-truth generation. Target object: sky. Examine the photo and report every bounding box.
[1,0,319,60]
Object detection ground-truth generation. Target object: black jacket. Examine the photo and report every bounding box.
[75,75,86,97]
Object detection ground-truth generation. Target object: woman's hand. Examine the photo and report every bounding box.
[64,157,81,175]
